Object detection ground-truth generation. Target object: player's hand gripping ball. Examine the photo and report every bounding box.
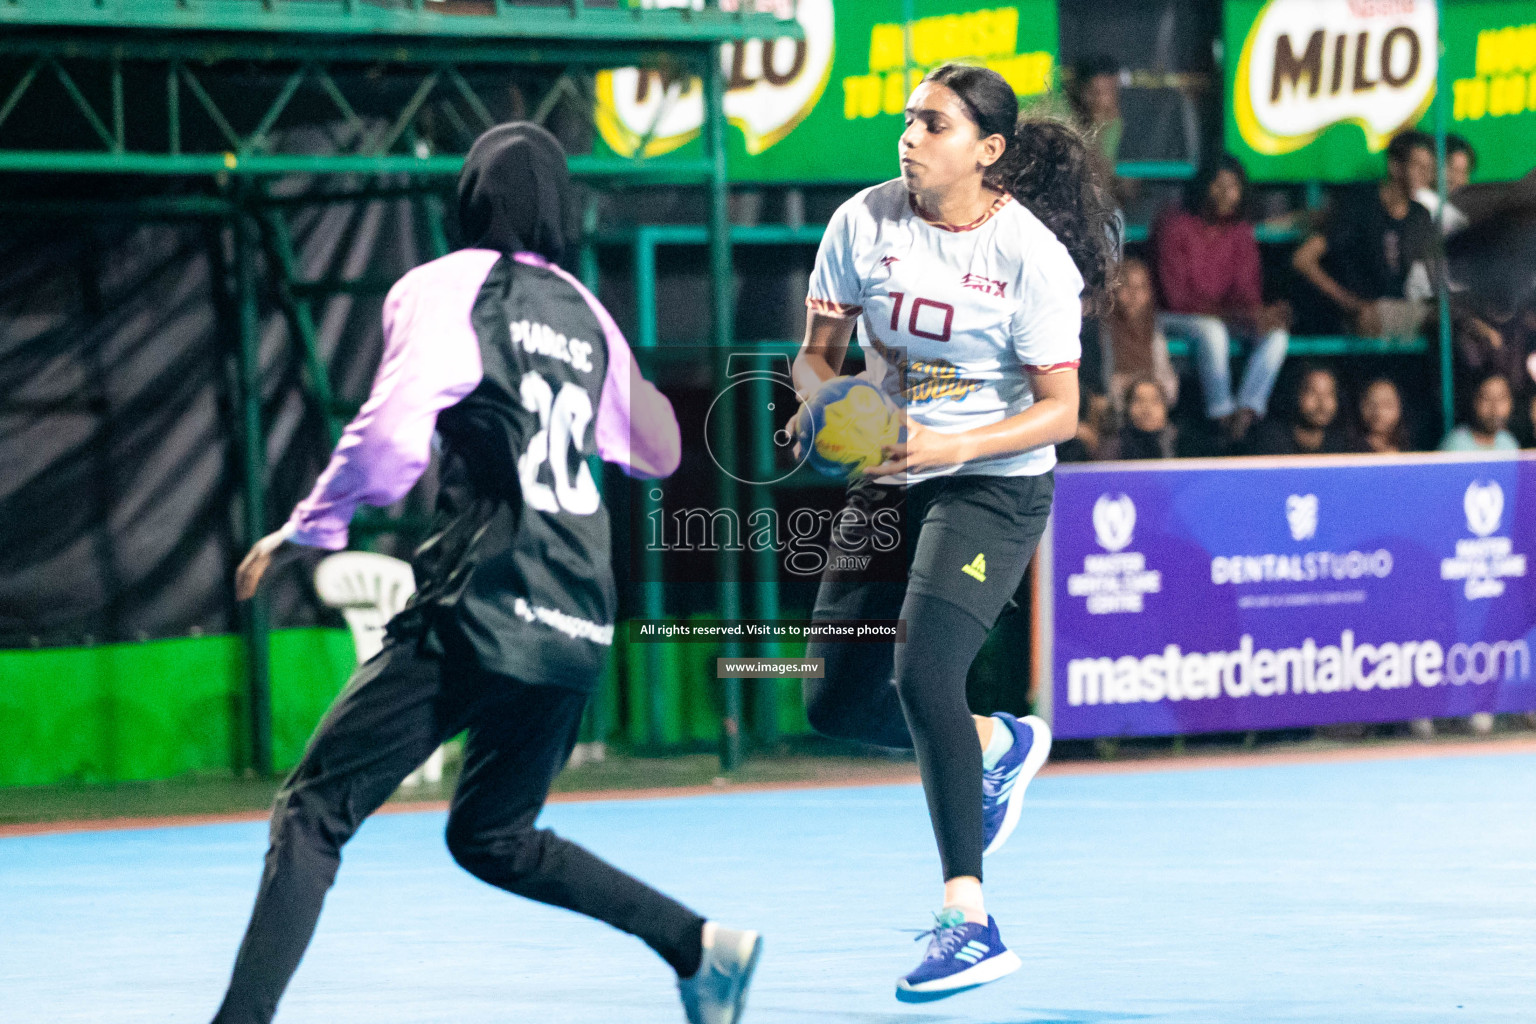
[797,377,902,478]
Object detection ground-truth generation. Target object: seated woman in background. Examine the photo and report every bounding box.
[1101,257,1178,414]
[1249,364,1362,456]
[1098,377,1177,460]
[1155,155,1290,445]
[1350,377,1410,454]
[1440,372,1519,452]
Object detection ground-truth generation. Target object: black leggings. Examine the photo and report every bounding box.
[803,473,1053,883]
[211,638,704,1024]
[806,591,990,880]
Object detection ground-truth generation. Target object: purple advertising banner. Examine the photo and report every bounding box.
[1040,453,1536,739]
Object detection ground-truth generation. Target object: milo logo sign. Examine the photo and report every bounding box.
[594,0,834,158]
[1233,0,1438,155]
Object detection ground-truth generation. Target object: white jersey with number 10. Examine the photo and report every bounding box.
[807,178,1084,483]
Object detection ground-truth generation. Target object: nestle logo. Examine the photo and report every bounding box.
[1347,0,1416,17]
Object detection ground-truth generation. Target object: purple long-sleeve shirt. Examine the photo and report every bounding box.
[284,249,680,550]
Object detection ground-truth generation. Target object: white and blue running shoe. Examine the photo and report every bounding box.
[895,909,1021,1002]
[982,712,1052,857]
[678,923,763,1024]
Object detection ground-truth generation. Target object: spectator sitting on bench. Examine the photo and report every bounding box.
[1155,155,1289,445]
[1349,377,1410,454]
[1250,364,1361,456]
[1102,257,1178,415]
[1097,378,1177,461]
[1440,372,1519,452]
[1292,131,1436,339]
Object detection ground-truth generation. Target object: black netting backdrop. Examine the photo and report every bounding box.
[0,184,428,648]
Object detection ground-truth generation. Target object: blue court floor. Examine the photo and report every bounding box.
[4,750,1534,1024]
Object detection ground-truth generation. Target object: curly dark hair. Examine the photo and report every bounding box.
[923,63,1118,308]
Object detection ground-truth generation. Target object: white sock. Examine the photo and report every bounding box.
[981,716,1014,771]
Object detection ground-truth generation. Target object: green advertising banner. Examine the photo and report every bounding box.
[1226,0,1536,183]
[594,0,1060,183]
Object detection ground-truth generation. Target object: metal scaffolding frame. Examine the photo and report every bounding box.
[0,0,792,775]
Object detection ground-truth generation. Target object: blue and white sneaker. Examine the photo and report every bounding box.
[982,713,1052,857]
[678,923,763,1024]
[895,909,1021,1002]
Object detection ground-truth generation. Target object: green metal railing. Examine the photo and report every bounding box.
[0,0,776,42]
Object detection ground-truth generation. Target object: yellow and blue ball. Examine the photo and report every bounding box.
[798,376,902,478]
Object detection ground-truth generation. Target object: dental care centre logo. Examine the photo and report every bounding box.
[1067,493,1162,615]
[1441,479,1527,600]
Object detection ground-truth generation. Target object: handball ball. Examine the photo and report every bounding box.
[798,377,902,478]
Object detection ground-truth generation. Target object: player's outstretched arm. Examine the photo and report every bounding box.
[235,526,294,601]
[236,265,489,598]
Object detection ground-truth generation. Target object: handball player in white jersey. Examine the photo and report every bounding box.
[790,63,1115,1001]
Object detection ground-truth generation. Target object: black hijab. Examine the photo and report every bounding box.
[457,122,570,262]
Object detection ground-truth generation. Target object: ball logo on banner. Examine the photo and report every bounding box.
[1092,493,1136,552]
[1441,479,1526,600]
[594,0,834,158]
[1463,479,1503,537]
[1233,0,1438,156]
[1286,493,1319,541]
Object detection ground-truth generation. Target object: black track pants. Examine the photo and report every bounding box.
[211,639,704,1024]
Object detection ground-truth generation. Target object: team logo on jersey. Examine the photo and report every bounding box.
[1286,493,1319,542]
[961,553,988,582]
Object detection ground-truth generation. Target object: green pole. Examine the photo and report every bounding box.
[1434,1,1454,435]
[577,190,605,751]
[258,208,342,447]
[579,193,600,294]
[635,227,659,351]
[235,205,273,778]
[420,191,451,260]
[631,231,668,750]
[704,45,744,772]
[750,370,781,748]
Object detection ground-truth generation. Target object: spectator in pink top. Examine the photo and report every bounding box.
[1155,155,1291,444]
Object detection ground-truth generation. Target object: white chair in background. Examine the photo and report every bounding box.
[313,551,446,787]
